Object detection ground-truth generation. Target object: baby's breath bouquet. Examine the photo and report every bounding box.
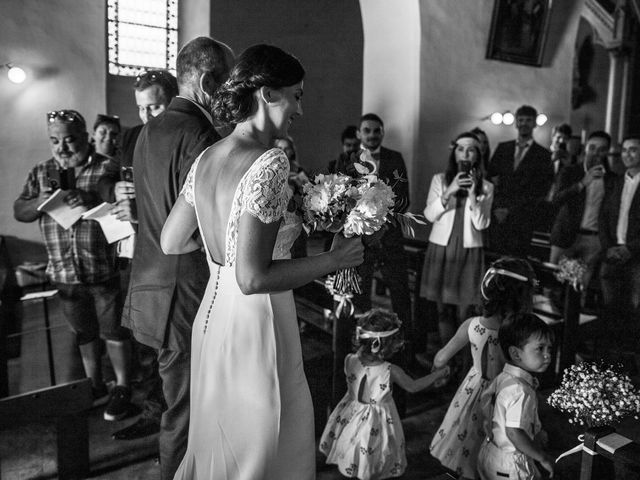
[548,361,640,428]
[554,256,587,291]
[303,169,395,295]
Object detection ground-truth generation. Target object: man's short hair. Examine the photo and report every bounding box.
[359,113,384,128]
[176,36,232,88]
[341,125,358,142]
[515,105,538,118]
[134,70,179,99]
[587,130,611,148]
[93,114,121,132]
[622,134,640,144]
[552,123,572,137]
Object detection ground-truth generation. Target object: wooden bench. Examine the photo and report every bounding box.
[0,378,92,479]
[579,427,640,480]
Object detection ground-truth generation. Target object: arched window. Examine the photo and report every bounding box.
[107,0,178,76]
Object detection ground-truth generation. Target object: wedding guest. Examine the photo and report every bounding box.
[478,313,555,480]
[487,105,553,257]
[419,132,493,365]
[598,134,640,359]
[13,109,133,421]
[549,131,614,298]
[327,125,360,174]
[334,113,412,339]
[91,114,121,159]
[122,37,234,479]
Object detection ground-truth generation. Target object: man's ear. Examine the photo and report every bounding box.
[199,71,217,96]
[356,129,362,140]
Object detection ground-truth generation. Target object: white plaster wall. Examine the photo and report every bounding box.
[359,0,421,185]
[0,0,106,257]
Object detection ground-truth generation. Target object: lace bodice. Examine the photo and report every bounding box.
[182,148,302,266]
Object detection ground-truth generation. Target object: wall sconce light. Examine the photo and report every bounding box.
[2,63,26,84]
[485,111,548,127]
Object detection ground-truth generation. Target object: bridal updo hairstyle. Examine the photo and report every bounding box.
[213,44,305,125]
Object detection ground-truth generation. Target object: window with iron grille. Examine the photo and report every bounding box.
[107,0,178,76]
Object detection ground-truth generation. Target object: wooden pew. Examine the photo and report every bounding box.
[579,427,640,480]
[0,378,92,479]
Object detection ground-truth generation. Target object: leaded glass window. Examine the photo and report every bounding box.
[107,0,178,76]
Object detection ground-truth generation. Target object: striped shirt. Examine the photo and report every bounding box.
[18,154,120,284]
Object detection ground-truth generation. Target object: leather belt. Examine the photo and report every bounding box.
[578,229,598,236]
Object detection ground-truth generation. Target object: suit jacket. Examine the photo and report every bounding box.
[550,164,615,248]
[334,146,409,245]
[425,173,493,248]
[599,174,640,257]
[488,140,553,220]
[123,97,220,350]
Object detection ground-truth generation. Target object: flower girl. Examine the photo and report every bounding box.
[320,308,449,479]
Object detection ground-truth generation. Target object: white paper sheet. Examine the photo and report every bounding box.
[82,202,135,244]
[37,189,86,230]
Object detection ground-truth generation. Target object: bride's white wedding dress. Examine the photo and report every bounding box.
[173,148,315,480]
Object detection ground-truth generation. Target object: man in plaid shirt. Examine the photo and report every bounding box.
[14,110,133,421]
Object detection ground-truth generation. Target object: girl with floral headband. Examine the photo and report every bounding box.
[429,257,538,480]
[418,132,494,371]
[320,308,449,479]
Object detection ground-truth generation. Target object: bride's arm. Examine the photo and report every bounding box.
[235,213,363,295]
[161,195,200,254]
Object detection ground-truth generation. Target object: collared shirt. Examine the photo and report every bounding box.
[580,176,605,232]
[616,171,640,244]
[482,363,541,452]
[19,155,120,284]
[176,95,214,125]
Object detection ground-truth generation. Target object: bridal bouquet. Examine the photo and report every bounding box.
[554,256,587,291]
[303,159,395,295]
[548,361,640,428]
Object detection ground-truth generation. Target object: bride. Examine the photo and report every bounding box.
[161,44,364,480]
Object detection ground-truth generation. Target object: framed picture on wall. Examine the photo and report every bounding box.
[486,0,552,67]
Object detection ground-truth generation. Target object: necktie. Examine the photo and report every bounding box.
[514,142,527,170]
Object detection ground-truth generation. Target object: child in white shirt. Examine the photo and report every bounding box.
[477,313,555,480]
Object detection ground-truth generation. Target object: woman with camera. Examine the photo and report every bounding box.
[417,132,494,369]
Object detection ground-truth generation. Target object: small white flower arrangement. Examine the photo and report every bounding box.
[548,362,640,428]
[554,256,588,292]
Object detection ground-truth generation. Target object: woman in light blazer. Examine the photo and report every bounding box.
[419,132,493,364]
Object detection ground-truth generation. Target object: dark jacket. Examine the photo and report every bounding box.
[550,163,615,248]
[599,174,640,257]
[123,97,219,350]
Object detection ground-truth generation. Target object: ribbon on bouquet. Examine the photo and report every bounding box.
[555,432,633,463]
[333,293,354,319]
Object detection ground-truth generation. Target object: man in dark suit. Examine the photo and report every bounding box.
[120,37,233,480]
[487,104,553,257]
[334,113,411,335]
[598,135,640,357]
[549,131,614,292]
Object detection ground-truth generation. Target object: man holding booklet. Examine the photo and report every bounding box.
[13,109,134,422]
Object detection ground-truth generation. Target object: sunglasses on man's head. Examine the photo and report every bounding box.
[95,113,120,126]
[134,70,166,86]
[47,110,86,127]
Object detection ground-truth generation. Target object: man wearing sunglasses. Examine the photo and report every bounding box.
[13,109,134,422]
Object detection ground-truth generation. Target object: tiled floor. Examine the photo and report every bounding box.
[3,287,640,479]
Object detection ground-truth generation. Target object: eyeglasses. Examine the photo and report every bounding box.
[47,110,86,127]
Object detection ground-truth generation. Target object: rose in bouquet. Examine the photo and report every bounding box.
[548,361,640,428]
[302,166,395,295]
[554,256,588,292]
